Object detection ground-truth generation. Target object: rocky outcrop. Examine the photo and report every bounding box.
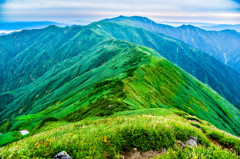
[19,130,29,136]
[186,136,197,147]
[53,151,72,159]
[178,136,198,148]
[121,148,167,159]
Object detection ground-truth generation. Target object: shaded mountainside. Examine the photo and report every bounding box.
[0,25,84,93]
[201,24,240,32]
[103,16,240,72]
[1,22,240,143]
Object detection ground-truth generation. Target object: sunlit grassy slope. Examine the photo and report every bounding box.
[1,109,240,158]
[1,19,240,157]
[64,47,240,137]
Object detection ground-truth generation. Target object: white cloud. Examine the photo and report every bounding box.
[3,0,237,11]
[1,0,240,24]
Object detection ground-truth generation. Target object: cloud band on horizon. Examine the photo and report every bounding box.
[0,0,240,24]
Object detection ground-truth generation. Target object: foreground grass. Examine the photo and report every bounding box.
[157,145,239,159]
[1,108,239,158]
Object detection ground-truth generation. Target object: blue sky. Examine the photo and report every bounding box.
[0,0,240,24]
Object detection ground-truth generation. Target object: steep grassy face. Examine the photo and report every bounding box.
[89,21,240,108]
[123,55,240,136]
[0,25,92,93]
[104,16,240,72]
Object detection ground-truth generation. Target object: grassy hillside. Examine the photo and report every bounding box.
[1,109,240,158]
[62,48,240,136]
[122,56,240,135]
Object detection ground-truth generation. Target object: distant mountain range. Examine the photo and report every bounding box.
[160,21,240,32]
[201,24,240,32]
[0,33,6,36]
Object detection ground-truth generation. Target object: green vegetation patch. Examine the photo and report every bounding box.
[123,56,240,136]
[0,131,22,147]
[64,98,130,122]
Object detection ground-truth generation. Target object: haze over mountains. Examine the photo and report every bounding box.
[201,24,240,32]
[1,16,240,158]
[159,22,240,32]
[0,21,64,36]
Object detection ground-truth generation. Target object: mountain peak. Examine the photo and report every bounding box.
[180,24,199,29]
[102,15,155,24]
[115,15,150,20]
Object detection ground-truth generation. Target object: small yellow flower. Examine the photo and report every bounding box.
[69,133,74,136]
[103,136,107,143]
[34,143,39,149]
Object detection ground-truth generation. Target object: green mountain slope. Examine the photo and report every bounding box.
[0,38,150,131]
[0,25,83,93]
